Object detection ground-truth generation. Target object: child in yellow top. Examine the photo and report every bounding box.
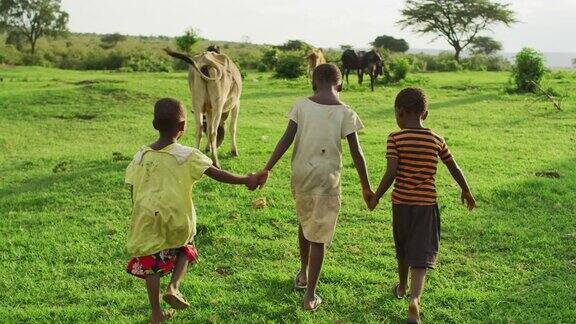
[125,98,266,324]
[260,64,372,311]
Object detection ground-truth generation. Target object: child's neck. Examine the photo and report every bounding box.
[150,134,178,150]
[309,88,342,106]
[401,118,425,129]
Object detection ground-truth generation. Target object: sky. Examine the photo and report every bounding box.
[61,0,576,53]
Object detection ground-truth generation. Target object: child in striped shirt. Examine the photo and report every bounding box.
[369,87,476,324]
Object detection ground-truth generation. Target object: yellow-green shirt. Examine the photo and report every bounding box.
[125,143,212,257]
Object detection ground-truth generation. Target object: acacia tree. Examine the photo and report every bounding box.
[469,36,502,55]
[372,35,409,53]
[398,0,516,62]
[0,0,68,54]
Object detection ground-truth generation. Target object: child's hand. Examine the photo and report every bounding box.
[362,188,374,210]
[461,191,476,211]
[246,173,259,191]
[257,169,269,189]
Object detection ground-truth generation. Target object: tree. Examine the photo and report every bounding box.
[175,28,199,53]
[572,57,576,68]
[469,36,502,55]
[100,33,126,49]
[277,40,311,52]
[339,44,353,51]
[0,0,68,54]
[398,0,516,62]
[371,35,409,52]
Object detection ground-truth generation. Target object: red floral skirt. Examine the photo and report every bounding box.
[126,243,198,279]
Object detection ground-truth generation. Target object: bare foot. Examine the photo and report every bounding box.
[407,298,420,323]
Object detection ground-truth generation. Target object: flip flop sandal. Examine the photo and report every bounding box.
[392,283,407,299]
[163,291,190,310]
[293,273,307,290]
[303,294,322,312]
[149,309,175,324]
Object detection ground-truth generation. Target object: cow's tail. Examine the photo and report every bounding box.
[164,48,221,81]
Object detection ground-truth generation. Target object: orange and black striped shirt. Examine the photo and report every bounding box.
[386,128,453,206]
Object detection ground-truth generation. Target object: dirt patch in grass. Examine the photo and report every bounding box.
[112,152,131,162]
[535,171,561,179]
[52,161,71,173]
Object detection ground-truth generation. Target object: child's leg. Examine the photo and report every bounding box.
[408,267,427,321]
[297,225,310,284]
[397,260,409,296]
[145,274,163,323]
[303,241,324,307]
[167,250,189,294]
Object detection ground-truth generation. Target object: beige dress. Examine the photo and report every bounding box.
[288,98,364,244]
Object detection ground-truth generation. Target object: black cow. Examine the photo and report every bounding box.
[341,49,384,91]
[362,50,384,91]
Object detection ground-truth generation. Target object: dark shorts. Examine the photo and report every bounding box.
[126,243,198,279]
[392,204,440,269]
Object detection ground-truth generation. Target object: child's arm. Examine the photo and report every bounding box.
[444,159,476,210]
[346,132,373,207]
[369,157,399,210]
[263,120,297,172]
[205,166,267,191]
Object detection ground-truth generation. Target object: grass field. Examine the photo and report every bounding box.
[1,66,575,323]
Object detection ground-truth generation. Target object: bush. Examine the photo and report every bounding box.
[274,52,307,79]
[513,48,545,93]
[257,62,268,72]
[125,52,173,72]
[262,48,279,69]
[390,57,410,82]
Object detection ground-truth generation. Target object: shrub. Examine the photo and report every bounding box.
[513,48,545,93]
[274,52,307,79]
[262,48,279,69]
[257,62,268,72]
[390,57,410,82]
[125,52,173,72]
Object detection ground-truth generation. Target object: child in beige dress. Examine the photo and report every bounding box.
[260,64,372,311]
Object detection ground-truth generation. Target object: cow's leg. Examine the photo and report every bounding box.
[345,69,349,84]
[207,116,221,168]
[371,73,375,92]
[194,111,203,150]
[229,103,240,157]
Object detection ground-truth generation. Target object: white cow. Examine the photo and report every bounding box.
[165,49,242,168]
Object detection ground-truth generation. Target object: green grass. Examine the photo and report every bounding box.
[1,67,575,323]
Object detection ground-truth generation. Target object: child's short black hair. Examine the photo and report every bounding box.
[313,63,342,85]
[395,87,428,115]
[153,98,186,132]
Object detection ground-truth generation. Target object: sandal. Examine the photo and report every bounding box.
[293,272,307,290]
[163,291,190,310]
[392,283,407,299]
[150,309,175,324]
[303,294,322,312]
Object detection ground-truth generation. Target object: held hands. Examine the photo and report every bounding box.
[246,170,269,191]
[461,190,476,211]
[362,188,375,210]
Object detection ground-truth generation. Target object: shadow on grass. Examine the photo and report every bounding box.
[449,158,576,322]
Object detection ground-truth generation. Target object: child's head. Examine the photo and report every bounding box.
[153,98,187,138]
[394,87,429,127]
[312,63,343,92]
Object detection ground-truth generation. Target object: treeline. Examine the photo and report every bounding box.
[0,33,511,73]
